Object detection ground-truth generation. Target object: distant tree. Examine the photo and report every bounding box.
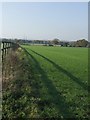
[64,42,69,47]
[75,39,88,47]
[48,40,52,45]
[87,42,90,47]
[52,38,60,45]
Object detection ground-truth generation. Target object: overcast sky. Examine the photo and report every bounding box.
[0,2,88,41]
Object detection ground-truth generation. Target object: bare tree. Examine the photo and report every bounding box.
[52,38,60,45]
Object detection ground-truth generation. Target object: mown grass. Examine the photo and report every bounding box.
[22,45,89,118]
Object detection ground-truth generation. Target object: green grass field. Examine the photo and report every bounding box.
[3,45,88,119]
[22,45,88,118]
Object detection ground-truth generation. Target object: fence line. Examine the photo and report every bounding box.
[2,41,19,58]
[1,41,19,86]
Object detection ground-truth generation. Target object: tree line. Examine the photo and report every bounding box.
[1,38,90,47]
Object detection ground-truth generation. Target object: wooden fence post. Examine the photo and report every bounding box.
[2,41,19,86]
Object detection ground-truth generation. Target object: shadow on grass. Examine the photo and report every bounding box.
[29,49,88,91]
[23,48,75,118]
